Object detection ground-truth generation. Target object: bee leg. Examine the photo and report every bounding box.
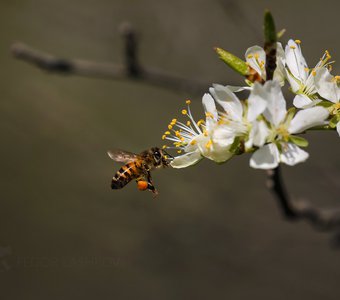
[145,172,158,196]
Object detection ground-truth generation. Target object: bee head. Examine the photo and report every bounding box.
[152,147,172,167]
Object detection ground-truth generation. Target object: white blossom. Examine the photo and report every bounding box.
[249,81,329,169]
[284,39,332,108]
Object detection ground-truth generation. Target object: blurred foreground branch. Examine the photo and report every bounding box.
[10,23,210,96]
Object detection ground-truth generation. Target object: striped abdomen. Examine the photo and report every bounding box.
[111,161,143,189]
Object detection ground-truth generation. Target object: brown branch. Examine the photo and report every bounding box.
[10,23,214,96]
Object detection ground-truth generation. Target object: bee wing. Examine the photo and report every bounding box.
[107,149,140,163]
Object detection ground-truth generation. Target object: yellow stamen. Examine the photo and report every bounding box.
[290,45,296,49]
[175,131,181,137]
[197,119,205,126]
[162,145,167,149]
[304,67,309,72]
[186,121,191,126]
[295,39,301,44]
[247,54,253,59]
[181,109,187,115]
[180,137,185,142]
[171,118,177,123]
[162,135,166,140]
[203,130,208,137]
[312,69,316,76]
[168,125,173,130]
[205,112,214,119]
[190,139,197,145]
[218,119,229,125]
[177,150,182,154]
[186,99,191,105]
[254,53,259,59]
[165,131,171,135]
[205,140,212,149]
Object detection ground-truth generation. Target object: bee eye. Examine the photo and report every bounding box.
[154,151,161,160]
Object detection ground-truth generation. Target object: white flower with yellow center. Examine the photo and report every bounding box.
[162,95,238,168]
[285,39,333,108]
[210,83,268,151]
[249,81,329,169]
[227,43,286,92]
[314,68,340,137]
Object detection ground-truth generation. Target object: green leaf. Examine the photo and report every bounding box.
[264,10,277,44]
[214,47,248,76]
[289,136,309,147]
[329,114,340,128]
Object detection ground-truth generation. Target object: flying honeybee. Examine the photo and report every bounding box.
[107,147,172,195]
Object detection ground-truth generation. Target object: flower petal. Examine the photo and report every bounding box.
[209,84,243,122]
[285,39,308,82]
[337,122,340,138]
[250,143,279,169]
[225,85,252,93]
[247,82,268,122]
[262,80,287,127]
[212,125,236,147]
[288,106,329,134]
[293,94,314,108]
[252,120,269,147]
[314,68,340,103]
[245,45,266,79]
[280,143,309,166]
[202,93,218,130]
[204,143,234,163]
[170,150,202,168]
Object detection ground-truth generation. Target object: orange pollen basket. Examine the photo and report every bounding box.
[137,181,148,191]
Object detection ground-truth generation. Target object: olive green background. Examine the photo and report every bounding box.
[1,0,340,299]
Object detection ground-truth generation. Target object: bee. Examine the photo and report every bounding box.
[107,147,172,195]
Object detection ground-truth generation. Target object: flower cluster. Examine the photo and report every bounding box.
[162,39,339,169]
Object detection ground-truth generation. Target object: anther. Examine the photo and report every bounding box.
[197,119,205,126]
[186,99,191,105]
[295,39,301,44]
[181,109,187,115]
